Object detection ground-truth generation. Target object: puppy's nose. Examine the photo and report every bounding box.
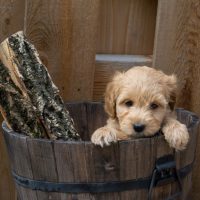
[133,124,145,133]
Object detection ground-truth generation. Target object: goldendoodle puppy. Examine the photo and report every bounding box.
[91,66,189,150]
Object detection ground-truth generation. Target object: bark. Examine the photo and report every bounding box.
[0,61,45,138]
[0,32,80,140]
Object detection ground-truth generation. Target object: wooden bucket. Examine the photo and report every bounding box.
[2,102,199,200]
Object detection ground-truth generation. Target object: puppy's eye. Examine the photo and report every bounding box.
[150,103,159,109]
[125,100,133,107]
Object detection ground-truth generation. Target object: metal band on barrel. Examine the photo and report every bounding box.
[12,162,193,193]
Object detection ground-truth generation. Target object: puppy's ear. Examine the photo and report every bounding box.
[104,72,123,118]
[164,74,177,110]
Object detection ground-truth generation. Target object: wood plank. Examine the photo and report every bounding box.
[153,1,200,199]
[119,140,137,199]
[97,0,158,55]
[54,141,97,199]
[86,102,108,138]
[86,102,120,199]
[0,1,25,199]
[24,0,100,101]
[135,138,155,199]
[153,137,174,200]
[27,138,61,200]
[94,54,152,101]
[66,102,88,140]
[153,0,200,112]
[70,143,96,200]
[54,141,74,200]
[2,126,37,200]
[0,0,25,42]
[0,118,17,200]
[176,110,199,199]
[91,144,121,199]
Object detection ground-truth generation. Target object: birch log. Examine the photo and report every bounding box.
[0,31,80,140]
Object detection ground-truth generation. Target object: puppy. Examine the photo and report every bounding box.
[91,66,189,150]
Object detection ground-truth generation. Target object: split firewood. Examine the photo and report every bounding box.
[0,61,45,138]
[0,31,80,140]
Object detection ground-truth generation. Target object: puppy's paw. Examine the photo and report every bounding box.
[91,127,117,147]
[163,121,189,151]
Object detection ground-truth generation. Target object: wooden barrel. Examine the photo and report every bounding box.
[2,102,199,200]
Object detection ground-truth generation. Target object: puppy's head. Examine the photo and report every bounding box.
[104,66,177,137]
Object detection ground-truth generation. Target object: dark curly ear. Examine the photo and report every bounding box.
[104,72,123,118]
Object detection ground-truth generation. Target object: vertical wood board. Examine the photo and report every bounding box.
[24,0,100,101]
[97,0,158,55]
[153,1,200,198]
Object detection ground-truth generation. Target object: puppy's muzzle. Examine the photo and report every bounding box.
[133,123,145,133]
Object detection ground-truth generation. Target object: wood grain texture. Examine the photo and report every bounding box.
[0,0,25,42]
[0,117,16,200]
[0,1,25,199]
[3,126,37,200]
[97,0,158,55]
[24,0,100,101]
[2,103,198,200]
[86,102,108,138]
[93,54,152,101]
[27,139,61,199]
[152,137,173,200]
[178,110,200,199]
[153,1,200,199]
[119,140,137,199]
[66,103,88,140]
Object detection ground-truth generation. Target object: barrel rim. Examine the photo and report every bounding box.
[2,105,199,146]
[2,121,164,145]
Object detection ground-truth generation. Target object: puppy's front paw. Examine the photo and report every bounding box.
[91,127,117,147]
[163,121,189,151]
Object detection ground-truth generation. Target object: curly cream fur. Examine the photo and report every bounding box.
[91,66,189,150]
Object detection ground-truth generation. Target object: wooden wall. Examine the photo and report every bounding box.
[153,0,200,199]
[94,0,157,100]
[0,0,25,42]
[93,54,152,100]
[0,0,25,199]
[24,0,100,101]
[4,0,200,199]
[0,1,156,199]
[96,0,157,55]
